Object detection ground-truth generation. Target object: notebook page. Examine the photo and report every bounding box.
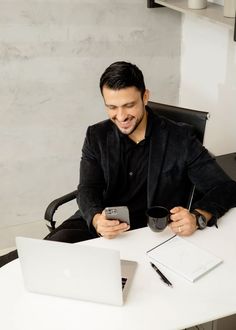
[147,236,222,282]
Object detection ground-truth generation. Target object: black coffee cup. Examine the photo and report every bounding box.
[146,206,171,232]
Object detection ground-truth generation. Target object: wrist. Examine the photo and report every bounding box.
[192,209,208,230]
[92,213,101,231]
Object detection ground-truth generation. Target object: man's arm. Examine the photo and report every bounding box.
[184,128,236,225]
[77,126,106,229]
[168,126,236,235]
[77,125,130,238]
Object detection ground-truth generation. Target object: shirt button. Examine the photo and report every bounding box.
[129,172,133,176]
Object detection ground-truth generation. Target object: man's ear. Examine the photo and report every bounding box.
[143,89,150,106]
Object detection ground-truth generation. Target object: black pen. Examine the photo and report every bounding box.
[150,262,173,287]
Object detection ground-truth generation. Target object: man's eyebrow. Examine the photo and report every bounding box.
[105,101,136,108]
[104,102,116,107]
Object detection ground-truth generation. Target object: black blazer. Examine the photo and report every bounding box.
[77,109,236,228]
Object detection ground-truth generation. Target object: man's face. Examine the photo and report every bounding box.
[102,86,149,136]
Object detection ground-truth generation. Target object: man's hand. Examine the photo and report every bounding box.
[169,206,198,236]
[92,211,130,239]
[169,206,212,236]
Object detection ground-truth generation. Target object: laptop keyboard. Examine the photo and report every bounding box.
[122,277,127,290]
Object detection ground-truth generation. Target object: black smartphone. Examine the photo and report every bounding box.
[104,206,130,225]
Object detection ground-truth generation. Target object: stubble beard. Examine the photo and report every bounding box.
[114,109,145,136]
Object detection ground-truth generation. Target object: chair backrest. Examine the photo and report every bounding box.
[147,101,209,144]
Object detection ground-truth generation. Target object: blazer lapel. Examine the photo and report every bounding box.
[147,117,169,207]
[106,127,121,193]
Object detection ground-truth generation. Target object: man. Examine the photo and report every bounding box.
[46,60,236,239]
[1,61,236,266]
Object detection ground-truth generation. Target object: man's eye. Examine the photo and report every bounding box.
[126,104,134,108]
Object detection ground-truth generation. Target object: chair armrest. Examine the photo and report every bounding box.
[44,190,77,231]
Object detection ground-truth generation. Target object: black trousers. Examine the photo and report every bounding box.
[0,217,98,268]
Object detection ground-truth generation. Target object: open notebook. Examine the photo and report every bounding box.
[147,235,222,282]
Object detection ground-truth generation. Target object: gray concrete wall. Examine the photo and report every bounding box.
[0,1,181,230]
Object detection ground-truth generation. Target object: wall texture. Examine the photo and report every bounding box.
[179,15,236,155]
[0,1,181,230]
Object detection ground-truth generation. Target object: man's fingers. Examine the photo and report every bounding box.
[103,219,120,227]
[170,207,189,222]
[98,221,129,238]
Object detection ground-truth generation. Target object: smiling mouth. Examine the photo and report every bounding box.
[119,122,131,129]
[116,117,134,129]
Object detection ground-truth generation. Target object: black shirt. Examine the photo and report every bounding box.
[108,112,153,229]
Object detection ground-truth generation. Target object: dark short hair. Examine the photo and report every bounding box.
[99,61,146,97]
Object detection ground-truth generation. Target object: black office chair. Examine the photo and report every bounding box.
[44,101,209,231]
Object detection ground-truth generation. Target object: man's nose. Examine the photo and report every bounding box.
[116,108,127,121]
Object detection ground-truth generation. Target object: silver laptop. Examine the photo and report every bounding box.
[16,236,137,306]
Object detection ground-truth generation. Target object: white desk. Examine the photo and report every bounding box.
[1,208,236,330]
